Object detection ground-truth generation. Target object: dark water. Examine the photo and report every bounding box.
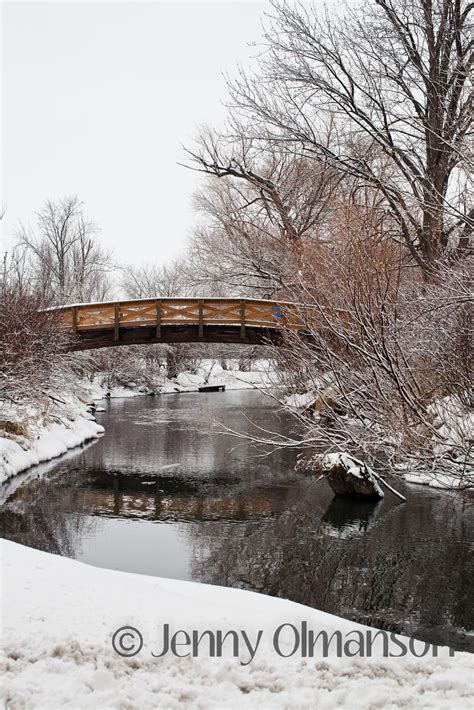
[1,390,473,651]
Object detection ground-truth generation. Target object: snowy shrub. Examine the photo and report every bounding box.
[0,287,74,405]
[277,208,473,485]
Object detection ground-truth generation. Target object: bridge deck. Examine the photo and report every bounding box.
[51,297,303,350]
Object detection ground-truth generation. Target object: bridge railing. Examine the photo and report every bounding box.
[52,298,305,336]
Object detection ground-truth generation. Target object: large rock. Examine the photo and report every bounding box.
[319,452,384,500]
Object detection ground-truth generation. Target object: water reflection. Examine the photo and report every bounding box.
[321,496,380,537]
[0,390,472,651]
[60,469,291,522]
[0,467,98,557]
[189,485,473,651]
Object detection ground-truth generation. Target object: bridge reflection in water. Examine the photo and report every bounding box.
[71,472,288,523]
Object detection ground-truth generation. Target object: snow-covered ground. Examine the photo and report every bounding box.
[402,471,472,490]
[401,397,474,491]
[171,360,277,394]
[0,392,104,486]
[1,539,472,709]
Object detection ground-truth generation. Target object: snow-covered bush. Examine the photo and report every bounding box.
[0,287,73,406]
[277,210,473,487]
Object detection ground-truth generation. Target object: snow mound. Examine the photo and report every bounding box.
[1,540,472,709]
[0,396,104,484]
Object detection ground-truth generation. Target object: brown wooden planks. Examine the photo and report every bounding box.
[53,298,306,340]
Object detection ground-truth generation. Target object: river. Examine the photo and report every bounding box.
[1,390,472,651]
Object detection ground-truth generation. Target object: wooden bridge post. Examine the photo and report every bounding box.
[114,303,120,342]
[198,299,204,338]
[240,300,246,340]
[72,307,78,337]
[155,299,162,339]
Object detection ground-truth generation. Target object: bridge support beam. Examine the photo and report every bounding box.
[155,299,162,339]
[114,303,120,342]
[72,307,78,337]
[198,299,204,339]
[240,300,246,340]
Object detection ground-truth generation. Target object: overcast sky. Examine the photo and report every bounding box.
[1,0,268,267]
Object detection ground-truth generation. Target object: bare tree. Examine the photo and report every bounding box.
[19,196,114,303]
[0,244,35,302]
[121,258,190,299]
[203,0,473,273]
[185,141,341,296]
[186,130,340,242]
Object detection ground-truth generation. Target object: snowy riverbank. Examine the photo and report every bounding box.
[0,391,104,486]
[1,539,472,709]
[286,389,474,492]
[92,359,278,397]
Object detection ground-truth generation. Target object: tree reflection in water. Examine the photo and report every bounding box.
[188,481,473,652]
[0,465,98,558]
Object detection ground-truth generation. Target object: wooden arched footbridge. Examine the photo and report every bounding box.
[52,298,304,351]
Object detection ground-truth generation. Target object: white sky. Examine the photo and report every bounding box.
[1,0,268,267]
